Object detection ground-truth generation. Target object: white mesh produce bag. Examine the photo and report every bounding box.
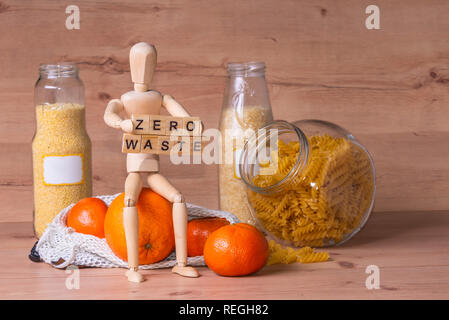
[36,193,240,269]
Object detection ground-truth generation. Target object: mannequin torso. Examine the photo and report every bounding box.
[121,89,163,172]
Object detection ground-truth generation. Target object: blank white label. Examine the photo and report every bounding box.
[43,155,84,185]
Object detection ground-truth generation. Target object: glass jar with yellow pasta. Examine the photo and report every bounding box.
[239,120,375,247]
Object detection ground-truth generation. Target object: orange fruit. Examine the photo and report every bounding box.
[187,218,230,257]
[104,188,175,265]
[67,197,108,238]
[204,223,269,276]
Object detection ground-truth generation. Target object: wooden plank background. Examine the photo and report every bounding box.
[0,0,448,223]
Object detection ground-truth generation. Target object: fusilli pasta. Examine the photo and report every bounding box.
[267,240,329,265]
[249,135,374,247]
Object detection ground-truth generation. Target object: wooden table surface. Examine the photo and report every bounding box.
[1,211,447,300]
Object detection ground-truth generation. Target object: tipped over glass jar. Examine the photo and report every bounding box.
[239,120,376,247]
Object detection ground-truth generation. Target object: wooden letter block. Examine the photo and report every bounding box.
[121,134,207,155]
[157,136,173,155]
[141,135,159,154]
[149,115,167,135]
[191,136,206,154]
[157,136,189,155]
[165,117,184,135]
[131,114,150,134]
[182,117,202,136]
[172,136,190,155]
[122,134,142,153]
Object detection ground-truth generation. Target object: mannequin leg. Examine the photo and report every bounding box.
[124,172,144,283]
[146,173,199,278]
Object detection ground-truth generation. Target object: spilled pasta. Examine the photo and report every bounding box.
[267,240,329,265]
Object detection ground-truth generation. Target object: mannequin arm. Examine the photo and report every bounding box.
[104,99,125,128]
[162,95,191,117]
[162,95,203,134]
[104,99,133,132]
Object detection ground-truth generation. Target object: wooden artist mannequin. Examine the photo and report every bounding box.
[104,42,199,282]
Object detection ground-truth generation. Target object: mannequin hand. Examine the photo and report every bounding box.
[120,119,134,133]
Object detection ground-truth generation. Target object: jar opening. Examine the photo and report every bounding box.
[39,64,78,78]
[227,61,265,77]
[239,120,309,194]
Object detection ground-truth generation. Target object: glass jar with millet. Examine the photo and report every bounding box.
[32,64,92,238]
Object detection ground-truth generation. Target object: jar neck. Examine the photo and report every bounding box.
[39,64,79,79]
[223,62,272,120]
[239,120,310,195]
[227,62,266,77]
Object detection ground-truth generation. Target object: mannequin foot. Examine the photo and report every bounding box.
[172,264,199,278]
[125,268,144,283]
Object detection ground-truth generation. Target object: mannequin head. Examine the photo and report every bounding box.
[129,42,157,91]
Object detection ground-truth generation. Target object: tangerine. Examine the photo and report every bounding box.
[104,188,175,265]
[187,218,230,257]
[67,197,108,238]
[203,223,268,276]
